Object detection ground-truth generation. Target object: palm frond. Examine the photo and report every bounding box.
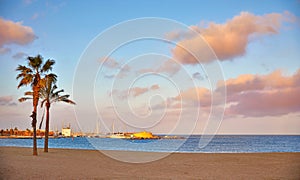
[24,91,34,96]
[60,94,70,99]
[34,77,76,110]
[16,65,32,77]
[17,74,33,88]
[28,55,43,70]
[16,65,33,83]
[16,73,26,80]
[39,87,48,99]
[18,97,33,102]
[16,65,32,72]
[41,59,55,73]
[50,85,58,95]
[60,99,76,105]
[54,94,70,102]
[53,89,64,97]
[45,73,57,84]
[16,65,27,72]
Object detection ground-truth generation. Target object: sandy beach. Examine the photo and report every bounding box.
[0,147,299,179]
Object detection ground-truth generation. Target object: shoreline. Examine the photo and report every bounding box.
[2,145,300,154]
[1,147,300,179]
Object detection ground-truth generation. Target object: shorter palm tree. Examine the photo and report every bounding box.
[19,77,75,152]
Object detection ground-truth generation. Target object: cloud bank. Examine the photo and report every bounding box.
[169,69,300,117]
[225,69,300,117]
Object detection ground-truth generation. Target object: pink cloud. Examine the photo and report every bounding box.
[98,57,119,68]
[99,57,132,78]
[170,11,296,64]
[227,87,300,117]
[109,89,127,99]
[157,59,181,75]
[129,87,149,97]
[150,84,160,90]
[130,84,160,97]
[225,69,300,117]
[0,96,13,104]
[137,59,180,76]
[110,84,160,99]
[0,95,16,106]
[168,69,300,117]
[116,64,131,78]
[220,69,300,97]
[174,87,211,107]
[0,18,36,48]
[137,68,157,74]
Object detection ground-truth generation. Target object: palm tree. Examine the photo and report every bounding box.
[19,77,75,152]
[39,78,75,152]
[16,55,56,155]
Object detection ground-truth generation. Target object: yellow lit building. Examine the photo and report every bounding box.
[131,131,155,139]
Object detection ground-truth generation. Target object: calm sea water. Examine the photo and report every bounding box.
[0,135,299,153]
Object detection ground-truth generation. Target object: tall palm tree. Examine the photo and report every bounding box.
[39,78,75,152]
[16,55,56,155]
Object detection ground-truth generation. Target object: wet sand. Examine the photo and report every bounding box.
[0,147,299,179]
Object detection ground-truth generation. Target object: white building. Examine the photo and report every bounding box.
[62,127,71,137]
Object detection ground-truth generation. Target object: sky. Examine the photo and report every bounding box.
[0,0,299,134]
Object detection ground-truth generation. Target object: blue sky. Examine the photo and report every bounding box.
[0,0,300,134]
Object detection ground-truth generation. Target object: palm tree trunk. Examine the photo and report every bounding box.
[44,101,50,152]
[32,85,39,156]
[31,109,38,156]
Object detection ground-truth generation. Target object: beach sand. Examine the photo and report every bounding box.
[0,147,299,179]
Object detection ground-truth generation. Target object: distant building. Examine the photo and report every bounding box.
[62,127,71,137]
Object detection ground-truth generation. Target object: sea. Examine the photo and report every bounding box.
[0,135,299,153]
